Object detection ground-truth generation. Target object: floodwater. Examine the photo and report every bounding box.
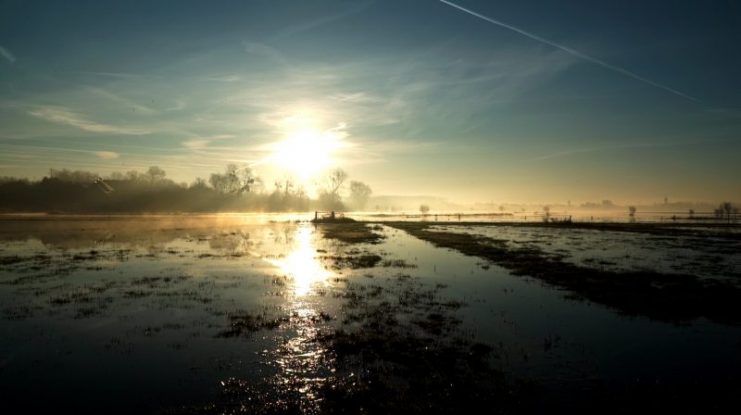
[1,215,740,413]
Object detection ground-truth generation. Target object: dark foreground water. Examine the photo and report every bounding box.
[1,215,740,413]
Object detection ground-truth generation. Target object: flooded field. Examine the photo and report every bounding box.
[1,215,740,413]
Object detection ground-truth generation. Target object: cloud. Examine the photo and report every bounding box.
[331,92,381,104]
[274,1,374,39]
[530,138,733,161]
[28,107,151,135]
[87,87,157,114]
[76,71,152,79]
[205,75,241,82]
[0,45,15,63]
[243,42,287,64]
[439,0,699,103]
[182,139,210,150]
[181,134,235,150]
[95,151,120,159]
[166,100,186,111]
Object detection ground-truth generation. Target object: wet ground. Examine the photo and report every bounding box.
[1,215,740,413]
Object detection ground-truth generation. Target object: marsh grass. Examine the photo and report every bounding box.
[316,222,385,244]
[389,222,741,325]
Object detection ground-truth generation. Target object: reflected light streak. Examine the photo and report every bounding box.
[269,226,332,296]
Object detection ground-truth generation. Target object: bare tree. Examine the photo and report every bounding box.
[316,168,348,211]
[190,177,208,189]
[108,171,125,181]
[543,205,551,222]
[719,202,735,223]
[144,166,166,184]
[210,164,255,194]
[349,181,372,210]
[48,168,98,183]
[325,168,348,197]
[125,170,140,181]
[283,177,294,197]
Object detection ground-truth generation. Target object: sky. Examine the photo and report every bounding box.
[1,0,740,204]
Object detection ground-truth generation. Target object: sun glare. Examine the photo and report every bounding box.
[270,115,346,179]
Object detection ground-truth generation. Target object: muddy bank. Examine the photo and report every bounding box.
[388,222,741,325]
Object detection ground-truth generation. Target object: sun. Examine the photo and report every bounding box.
[271,122,345,179]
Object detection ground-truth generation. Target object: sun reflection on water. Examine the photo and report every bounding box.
[262,225,337,411]
[268,225,333,296]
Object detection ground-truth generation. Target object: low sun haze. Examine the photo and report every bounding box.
[1,0,740,205]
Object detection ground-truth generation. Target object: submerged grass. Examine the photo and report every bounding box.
[176,269,531,414]
[389,222,741,325]
[315,222,385,244]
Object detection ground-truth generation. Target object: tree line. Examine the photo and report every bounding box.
[0,165,372,214]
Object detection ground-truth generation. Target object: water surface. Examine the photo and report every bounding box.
[1,215,739,412]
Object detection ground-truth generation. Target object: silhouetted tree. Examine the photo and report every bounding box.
[628,206,636,222]
[49,168,97,183]
[109,171,125,181]
[719,202,736,223]
[420,204,430,215]
[125,170,140,181]
[348,181,372,210]
[543,205,551,222]
[267,176,309,211]
[210,164,255,194]
[144,166,166,184]
[0,164,372,214]
[325,168,348,196]
[190,177,208,189]
[318,168,348,211]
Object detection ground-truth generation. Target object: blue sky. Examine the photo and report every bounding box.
[1,0,740,203]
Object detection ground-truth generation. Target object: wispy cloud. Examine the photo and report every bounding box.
[439,0,699,103]
[166,99,186,111]
[243,42,287,65]
[205,74,242,82]
[75,71,152,79]
[273,1,374,39]
[28,106,151,135]
[531,138,733,161]
[95,151,119,160]
[87,87,157,114]
[181,134,235,150]
[0,45,15,63]
[182,139,210,150]
[331,92,381,104]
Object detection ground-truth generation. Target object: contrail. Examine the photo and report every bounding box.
[0,45,16,63]
[439,0,699,103]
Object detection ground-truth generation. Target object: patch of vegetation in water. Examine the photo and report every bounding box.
[179,271,530,414]
[388,222,741,326]
[215,311,290,338]
[322,253,383,269]
[381,258,417,268]
[316,222,385,244]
